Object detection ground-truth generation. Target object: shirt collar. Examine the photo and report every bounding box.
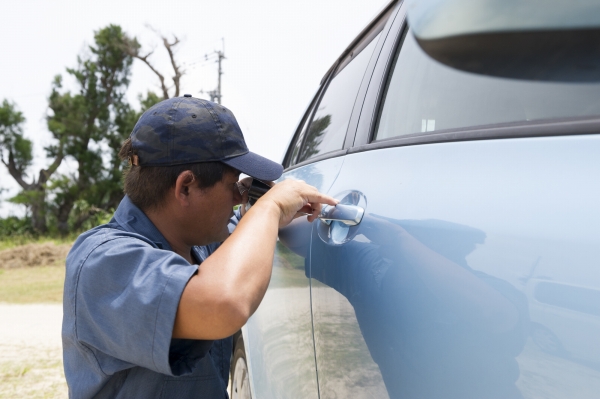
[112,195,172,251]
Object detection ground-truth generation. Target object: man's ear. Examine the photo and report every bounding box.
[173,171,196,206]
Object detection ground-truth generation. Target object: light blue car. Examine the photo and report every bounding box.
[231,1,600,397]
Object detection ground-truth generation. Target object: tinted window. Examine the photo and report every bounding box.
[288,109,313,167]
[297,34,380,163]
[375,28,600,140]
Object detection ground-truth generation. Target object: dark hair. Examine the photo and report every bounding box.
[119,138,236,211]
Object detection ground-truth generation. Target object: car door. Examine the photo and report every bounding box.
[309,5,600,399]
[241,5,396,398]
[241,87,334,399]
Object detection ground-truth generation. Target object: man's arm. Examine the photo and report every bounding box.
[173,179,336,340]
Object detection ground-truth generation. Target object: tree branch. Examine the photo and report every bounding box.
[163,36,183,98]
[130,26,185,100]
[39,144,64,185]
[3,151,31,190]
[133,51,169,100]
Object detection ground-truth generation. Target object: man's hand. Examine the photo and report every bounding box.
[259,179,338,227]
[236,177,253,217]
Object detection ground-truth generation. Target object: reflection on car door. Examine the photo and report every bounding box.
[244,158,344,399]
[309,14,600,399]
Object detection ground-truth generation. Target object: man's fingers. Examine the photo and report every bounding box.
[264,179,339,227]
[298,189,336,222]
[304,192,338,207]
[311,202,322,222]
[297,204,313,214]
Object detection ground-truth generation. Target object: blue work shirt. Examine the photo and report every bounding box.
[62,196,239,398]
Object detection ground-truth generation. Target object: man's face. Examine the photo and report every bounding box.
[184,169,243,246]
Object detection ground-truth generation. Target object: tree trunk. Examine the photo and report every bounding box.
[57,195,75,236]
[29,189,48,234]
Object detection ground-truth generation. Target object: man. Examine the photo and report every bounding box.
[62,95,337,398]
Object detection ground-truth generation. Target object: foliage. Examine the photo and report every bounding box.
[0,215,81,250]
[0,216,35,239]
[46,24,136,235]
[0,23,139,236]
[0,24,175,237]
[0,100,31,175]
[68,199,114,232]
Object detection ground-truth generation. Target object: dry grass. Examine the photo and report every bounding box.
[0,266,65,303]
[0,344,67,399]
[0,242,71,269]
[0,242,69,303]
[0,236,74,252]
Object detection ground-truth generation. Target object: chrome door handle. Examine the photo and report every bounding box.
[318,204,365,226]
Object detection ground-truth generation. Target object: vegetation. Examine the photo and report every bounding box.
[0,354,67,399]
[0,266,65,303]
[0,24,185,237]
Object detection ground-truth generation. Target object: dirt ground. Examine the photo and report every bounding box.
[0,303,67,398]
[0,242,69,398]
[0,242,72,269]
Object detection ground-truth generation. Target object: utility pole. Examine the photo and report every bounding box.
[201,38,226,104]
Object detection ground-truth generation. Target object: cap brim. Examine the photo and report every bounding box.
[222,151,283,181]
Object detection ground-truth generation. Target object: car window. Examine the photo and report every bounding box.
[287,108,314,167]
[374,27,600,141]
[296,34,380,164]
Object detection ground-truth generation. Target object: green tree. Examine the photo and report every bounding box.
[0,99,64,233]
[47,24,136,234]
[1,25,140,235]
[1,24,170,235]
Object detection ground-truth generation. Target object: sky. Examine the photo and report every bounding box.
[0,0,390,217]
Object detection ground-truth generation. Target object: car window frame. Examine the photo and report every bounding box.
[349,6,600,154]
[281,83,328,169]
[283,0,400,172]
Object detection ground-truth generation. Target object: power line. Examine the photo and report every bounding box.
[199,38,226,104]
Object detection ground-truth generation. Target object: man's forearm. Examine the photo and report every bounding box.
[173,199,281,340]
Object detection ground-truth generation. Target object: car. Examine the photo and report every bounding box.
[526,278,600,360]
[231,0,600,398]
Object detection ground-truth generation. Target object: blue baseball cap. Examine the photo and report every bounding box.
[129,95,283,181]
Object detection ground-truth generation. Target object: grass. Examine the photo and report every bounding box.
[0,266,65,303]
[0,351,67,399]
[0,236,75,252]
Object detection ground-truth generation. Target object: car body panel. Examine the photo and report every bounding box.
[527,279,600,362]
[309,135,600,398]
[243,157,345,399]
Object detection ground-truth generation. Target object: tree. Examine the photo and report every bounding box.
[0,25,138,235]
[0,99,64,233]
[125,26,185,100]
[46,24,136,234]
[1,24,173,235]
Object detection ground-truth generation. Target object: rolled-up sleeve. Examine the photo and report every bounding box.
[73,237,201,376]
